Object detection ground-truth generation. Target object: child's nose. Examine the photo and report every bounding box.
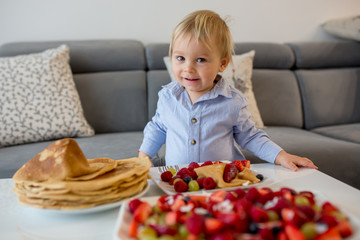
[183,61,196,73]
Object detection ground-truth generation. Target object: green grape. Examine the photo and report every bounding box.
[178,224,189,238]
[267,210,279,221]
[301,222,318,239]
[159,235,175,240]
[168,168,177,176]
[188,180,200,191]
[139,236,157,240]
[294,196,310,206]
[138,226,157,239]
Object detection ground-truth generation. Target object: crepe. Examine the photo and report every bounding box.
[194,162,260,188]
[12,138,151,210]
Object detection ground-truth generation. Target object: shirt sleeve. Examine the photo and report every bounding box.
[139,92,167,157]
[233,104,283,164]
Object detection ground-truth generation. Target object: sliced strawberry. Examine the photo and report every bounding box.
[209,190,227,203]
[133,201,152,224]
[157,195,172,211]
[285,224,306,240]
[336,220,353,238]
[165,210,182,226]
[170,197,186,211]
[223,163,238,183]
[215,212,239,226]
[281,208,307,227]
[149,223,177,236]
[127,218,138,238]
[313,227,342,240]
[204,217,224,234]
[241,160,250,168]
[322,201,339,215]
[128,198,142,214]
[230,160,244,172]
[245,187,260,202]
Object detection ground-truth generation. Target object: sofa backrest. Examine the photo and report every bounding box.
[145,42,304,128]
[0,40,148,133]
[287,42,360,130]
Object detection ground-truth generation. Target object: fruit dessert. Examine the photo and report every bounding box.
[125,187,354,240]
[160,160,263,193]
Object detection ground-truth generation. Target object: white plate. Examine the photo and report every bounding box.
[22,182,150,215]
[149,162,275,195]
[113,192,360,240]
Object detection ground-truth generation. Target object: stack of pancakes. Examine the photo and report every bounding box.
[12,138,151,210]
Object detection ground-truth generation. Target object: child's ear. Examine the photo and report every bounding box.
[219,58,230,72]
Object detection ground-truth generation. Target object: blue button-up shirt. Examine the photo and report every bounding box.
[139,78,282,166]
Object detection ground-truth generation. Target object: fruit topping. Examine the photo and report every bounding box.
[160,170,173,182]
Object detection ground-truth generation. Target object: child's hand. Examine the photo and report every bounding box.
[138,151,154,167]
[274,150,318,171]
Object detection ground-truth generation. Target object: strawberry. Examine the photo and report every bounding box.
[285,224,306,240]
[313,227,341,240]
[224,192,237,201]
[127,219,138,238]
[204,218,224,234]
[336,220,353,238]
[161,170,173,182]
[259,228,275,240]
[128,198,142,214]
[185,213,205,235]
[188,162,200,171]
[133,201,152,223]
[223,164,238,183]
[203,177,216,190]
[171,197,186,211]
[241,160,250,168]
[250,205,269,222]
[174,179,188,192]
[208,232,234,240]
[294,205,316,220]
[319,214,338,227]
[157,195,172,211]
[209,190,227,203]
[230,160,244,172]
[321,201,338,215]
[165,210,182,226]
[281,208,307,227]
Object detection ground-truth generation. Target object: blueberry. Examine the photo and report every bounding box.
[184,176,192,184]
[249,222,258,234]
[184,196,191,204]
[272,226,282,235]
[256,174,264,181]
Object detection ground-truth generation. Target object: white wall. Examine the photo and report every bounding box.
[1,0,360,46]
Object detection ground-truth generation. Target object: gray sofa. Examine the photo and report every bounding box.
[0,40,359,190]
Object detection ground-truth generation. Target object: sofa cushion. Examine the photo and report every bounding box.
[312,123,360,144]
[0,40,146,73]
[0,132,144,178]
[295,68,360,129]
[252,69,303,128]
[0,45,94,147]
[287,42,360,69]
[233,43,295,69]
[73,71,148,133]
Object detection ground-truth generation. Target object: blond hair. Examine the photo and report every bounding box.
[169,10,234,62]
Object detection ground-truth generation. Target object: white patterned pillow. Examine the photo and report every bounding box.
[163,50,264,129]
[0,45,94,147]
[322,15,360,41]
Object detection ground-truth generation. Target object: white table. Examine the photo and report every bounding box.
[1,163,360,240]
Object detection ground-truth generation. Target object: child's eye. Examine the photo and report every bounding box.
[196,58,206,63]
[176,56,185,61]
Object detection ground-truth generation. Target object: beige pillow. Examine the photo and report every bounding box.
[0,45,94,147]
[163,50,264,129]
[322,15,360,41]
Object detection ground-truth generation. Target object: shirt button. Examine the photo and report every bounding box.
[191,118,197,123]
[191,139,196,145]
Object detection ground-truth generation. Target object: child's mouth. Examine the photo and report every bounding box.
[184,78,199,81]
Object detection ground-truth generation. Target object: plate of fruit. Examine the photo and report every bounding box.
[149,160,273,194]
[114,187,358,240]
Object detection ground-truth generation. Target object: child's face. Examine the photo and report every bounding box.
[171,35,228,102]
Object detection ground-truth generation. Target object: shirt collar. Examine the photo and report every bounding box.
[165,76,233,101]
